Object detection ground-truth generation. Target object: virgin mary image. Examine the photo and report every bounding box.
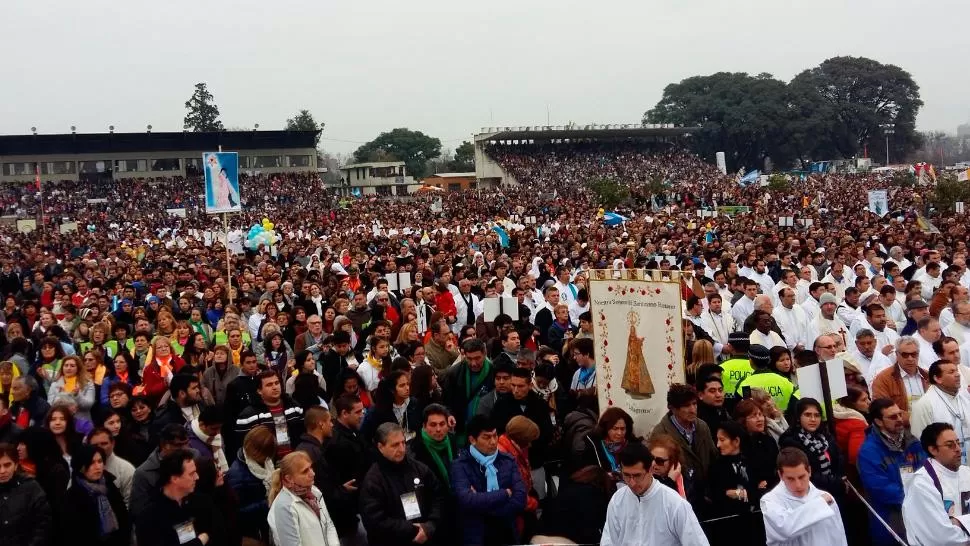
[621,311,655,397]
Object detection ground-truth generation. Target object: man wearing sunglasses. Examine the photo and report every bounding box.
[903,422,970,544]
[600,442,708,546]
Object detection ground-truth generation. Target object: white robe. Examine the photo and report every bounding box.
[916,333,938,371]
[909,386,970,458]
[701,310,735,347]
[732,296,756,326]
[773,305,811,350]
[902,458,970,545]
[810,314,849,347]
[750,329,785,350]
[600,479,710,546]
[761,482,848,546]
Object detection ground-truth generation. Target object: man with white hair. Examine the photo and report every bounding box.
[888,246,912,271]
[944,302,970,347]
[772,287,810,352]
[847,329,893,387]
[795,265,815,303]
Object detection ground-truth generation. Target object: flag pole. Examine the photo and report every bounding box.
[218,144,234,309]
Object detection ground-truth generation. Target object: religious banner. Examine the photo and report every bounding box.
[203,152,241,214]
[716,205,750,216]
[715,152,727,175]
[589,272,685,436]
[867,190,888,217]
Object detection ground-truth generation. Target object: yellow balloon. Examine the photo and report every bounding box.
[262,217,270,225]
[265,222,275,231]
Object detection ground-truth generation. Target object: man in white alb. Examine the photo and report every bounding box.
[847,329,893,388]
[773,287,810,352]
[909,360,970,451]
[761,447,848,546]
[801,282,825,320]
[902,422,970,545]
[701,293,735,349]
[915,317,943,371]
[850,303,899,357]
[810,293,848,347]
[600,442,709,546]
[732,279,759,326]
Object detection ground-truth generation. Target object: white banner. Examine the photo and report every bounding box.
[589,275,685,436]
[715,152,727,175]
[867,189,888,217]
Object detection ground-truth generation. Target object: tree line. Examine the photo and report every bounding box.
[644,56,924,172]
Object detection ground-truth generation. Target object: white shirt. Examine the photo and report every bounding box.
[850,320,899,357]
[761,482,848,546]
[105,453,135,507]
[836,304,864,332]
[916,333,939,371]
[568,299,589,328]
[900,366,927,401]
[801,297,820,321]
[902,458,970,545]
[940,307,956,331]
[910,385,970,457]
[773,305,811,350]
[810,314,849,347]
[452,290,481,335]
[701,310,735,346]
[732,296,756,326]
[852,349,893,389]
[750,271,775,296]
[601,479,710,546]
[795,279,812,304]
[750,329,785,350]
[554,280,578,305]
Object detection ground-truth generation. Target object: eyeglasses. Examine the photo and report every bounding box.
[651,456,669,465]
[938,440,964,450]
[898,351,918,358]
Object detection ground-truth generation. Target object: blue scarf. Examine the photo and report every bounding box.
[577,365,596,386]
[469,445,499,492]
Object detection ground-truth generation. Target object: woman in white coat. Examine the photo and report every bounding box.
[47,355,96,422]
[267,451,340,546]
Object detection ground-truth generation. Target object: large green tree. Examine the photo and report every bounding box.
[286,109,324,147]
[789,56,923,163]
[183,83,224,132]
[451,141,475,171]
[645,72,801,171]
[353,128,442,179]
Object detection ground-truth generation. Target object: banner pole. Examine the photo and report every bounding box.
[224,212,233,308]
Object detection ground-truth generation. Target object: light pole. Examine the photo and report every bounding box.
[880,123,895,165]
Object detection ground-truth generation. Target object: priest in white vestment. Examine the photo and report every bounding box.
[809,293,849,346]
[600,443,709,546]
[909,361,970,450]
[773,287,811,351]
[761,447,848,546]
[902,423,970,545]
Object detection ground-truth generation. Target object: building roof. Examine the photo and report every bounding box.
[475,124,698,142]
[426,172,476,178]
[339,161,405,170]
[0,130,319,156]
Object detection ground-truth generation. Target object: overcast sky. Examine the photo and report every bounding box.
[2,0,968,155]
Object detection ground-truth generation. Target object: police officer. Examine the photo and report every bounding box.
[734,344,798,412]
[720,332,754,399]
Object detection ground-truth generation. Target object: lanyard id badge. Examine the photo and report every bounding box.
[401,492,422,520]
[174,520,197,545]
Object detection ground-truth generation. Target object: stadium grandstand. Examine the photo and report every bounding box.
[0,129,319,184]
[473,123,699,187]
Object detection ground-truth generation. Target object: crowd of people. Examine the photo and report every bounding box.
[0,140,968,545]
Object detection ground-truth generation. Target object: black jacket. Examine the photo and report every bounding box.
[440,361,495,437]
[0,474,51,546]
[153,400,205,437]
[233,396,305,455]
[295,432,356,532]
[319,351,357,398]
[778,426,845,496]
[407,434,458,487]
[222,373,262,460]
[135,490,221,546]
[62,473,132,546]
[360,399,421,444]
[9,394,50,428]
[536,477,609,545]
[697,401,731,441]
[323,421,372,536]
[359,455,447,546]
[490,391,554,467]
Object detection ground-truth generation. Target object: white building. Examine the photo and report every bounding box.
[338,161,416,196]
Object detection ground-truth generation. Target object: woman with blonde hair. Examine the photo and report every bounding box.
[687,339,715,383]
[267,451,339,546]
[155,309,177,338]
[47,355,96,422]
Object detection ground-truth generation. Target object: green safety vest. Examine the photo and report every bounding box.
[719,358,754,396]
[213,330,252,347]
[78,340,120,359]
[736,371,798,411]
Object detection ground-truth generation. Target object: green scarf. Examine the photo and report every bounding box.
[464,358,492,421]
[421,429,453,483]
[190,320,211,345]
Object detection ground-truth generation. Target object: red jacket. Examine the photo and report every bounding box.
[834,414,867,466]
[136,355,185,407]
[435,291,457,320]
